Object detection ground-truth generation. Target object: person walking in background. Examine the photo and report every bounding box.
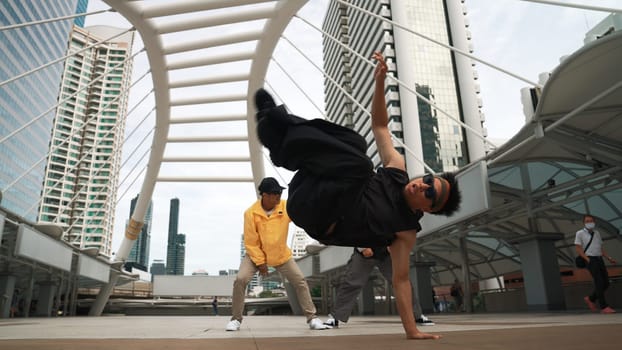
[575,214,617,314]
[450,279,463,312]
[324,247,435,327]
[10,288,21,318]
[212,296,218,316]
[225,177,330,331]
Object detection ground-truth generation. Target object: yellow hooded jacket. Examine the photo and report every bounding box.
[243,199,292,267]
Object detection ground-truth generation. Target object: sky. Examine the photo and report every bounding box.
[83,0,621,275]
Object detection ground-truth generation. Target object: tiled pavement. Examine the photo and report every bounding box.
[1,312,621,350]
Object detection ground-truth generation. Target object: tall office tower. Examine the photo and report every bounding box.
[322,0,486,175]
[290,227,313,258]
[166,198,186,275]
[0,1,87,220]
[126,194,153,272]
[74,0,89,27]
[37,25,134,257]
[150,259,166,278]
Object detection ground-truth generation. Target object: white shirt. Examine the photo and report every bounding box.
[574,227,603,256]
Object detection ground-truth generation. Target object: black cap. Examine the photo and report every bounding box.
[258,177,285,194]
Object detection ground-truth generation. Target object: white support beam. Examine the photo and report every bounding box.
[161,156,251,162]
[156,7,276,34]
[170,93,247,107]
[168,51,256,70]
[156,176,254,182]
[164,32,262,55]
[141,0,276,18]
[170,73,250,89]
[246,0,308,187]
[167,135,248,143]
[170,114,247,124]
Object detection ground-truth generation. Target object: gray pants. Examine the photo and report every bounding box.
[331,250,422,322]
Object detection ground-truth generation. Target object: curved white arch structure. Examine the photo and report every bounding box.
[91,0,308,316]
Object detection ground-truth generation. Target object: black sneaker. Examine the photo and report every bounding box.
[416,314,435,326]
[324,314,339,328]
[254,88,276,112]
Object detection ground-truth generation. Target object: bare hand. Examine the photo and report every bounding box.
[361,248,374,258]
[406,331,441,340]
[257,264,268,276]
[372,51,387,83]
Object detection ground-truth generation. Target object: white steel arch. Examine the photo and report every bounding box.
[91,0,309,315]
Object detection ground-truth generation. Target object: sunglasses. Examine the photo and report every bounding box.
[422,174,437,203]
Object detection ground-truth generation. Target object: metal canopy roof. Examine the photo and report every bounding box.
[418,31,622,285]
[488,30,622,168]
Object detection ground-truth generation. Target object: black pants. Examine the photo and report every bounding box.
[587,256,610,309]
[332,250,423,322]
[256,105,373,238]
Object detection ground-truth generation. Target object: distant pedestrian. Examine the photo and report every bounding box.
[575,214,617,314]
[212,296,218,315]
[450,279,463,312]
[10,289,21,318]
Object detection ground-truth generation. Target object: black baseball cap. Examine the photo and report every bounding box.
[258,177,285,194]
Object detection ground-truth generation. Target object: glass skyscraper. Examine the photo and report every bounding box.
[74,0,89,27]
[322,0,486,175]
[37,25,134,257]
[166,198,186,275]
[0,1,86,220]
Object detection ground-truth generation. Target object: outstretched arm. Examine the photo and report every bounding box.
[371,51,405,171]
[390,230,440,340]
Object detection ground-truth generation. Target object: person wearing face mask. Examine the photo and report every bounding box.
[574,214,617,314]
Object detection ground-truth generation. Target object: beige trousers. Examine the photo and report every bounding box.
[230,255,317,322]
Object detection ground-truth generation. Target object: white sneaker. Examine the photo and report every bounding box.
[416,314,435,326]
[225,319,241,331]
[308,317,332,330]
[323,314,340,328]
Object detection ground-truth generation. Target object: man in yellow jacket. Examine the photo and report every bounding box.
[226,177,330,331]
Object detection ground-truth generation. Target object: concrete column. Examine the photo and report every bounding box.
[23,269,35,318]
[34,282,57,317]
[0,275,17,318]
[410,261,436,314]
[446,0,487,159]
[390,0,424,176]
[54,279,64,316]
[459,237,473,313]
[513,233,566,311]
[89,271,118,316]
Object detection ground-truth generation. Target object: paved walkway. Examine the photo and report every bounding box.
[1,312,621,349]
